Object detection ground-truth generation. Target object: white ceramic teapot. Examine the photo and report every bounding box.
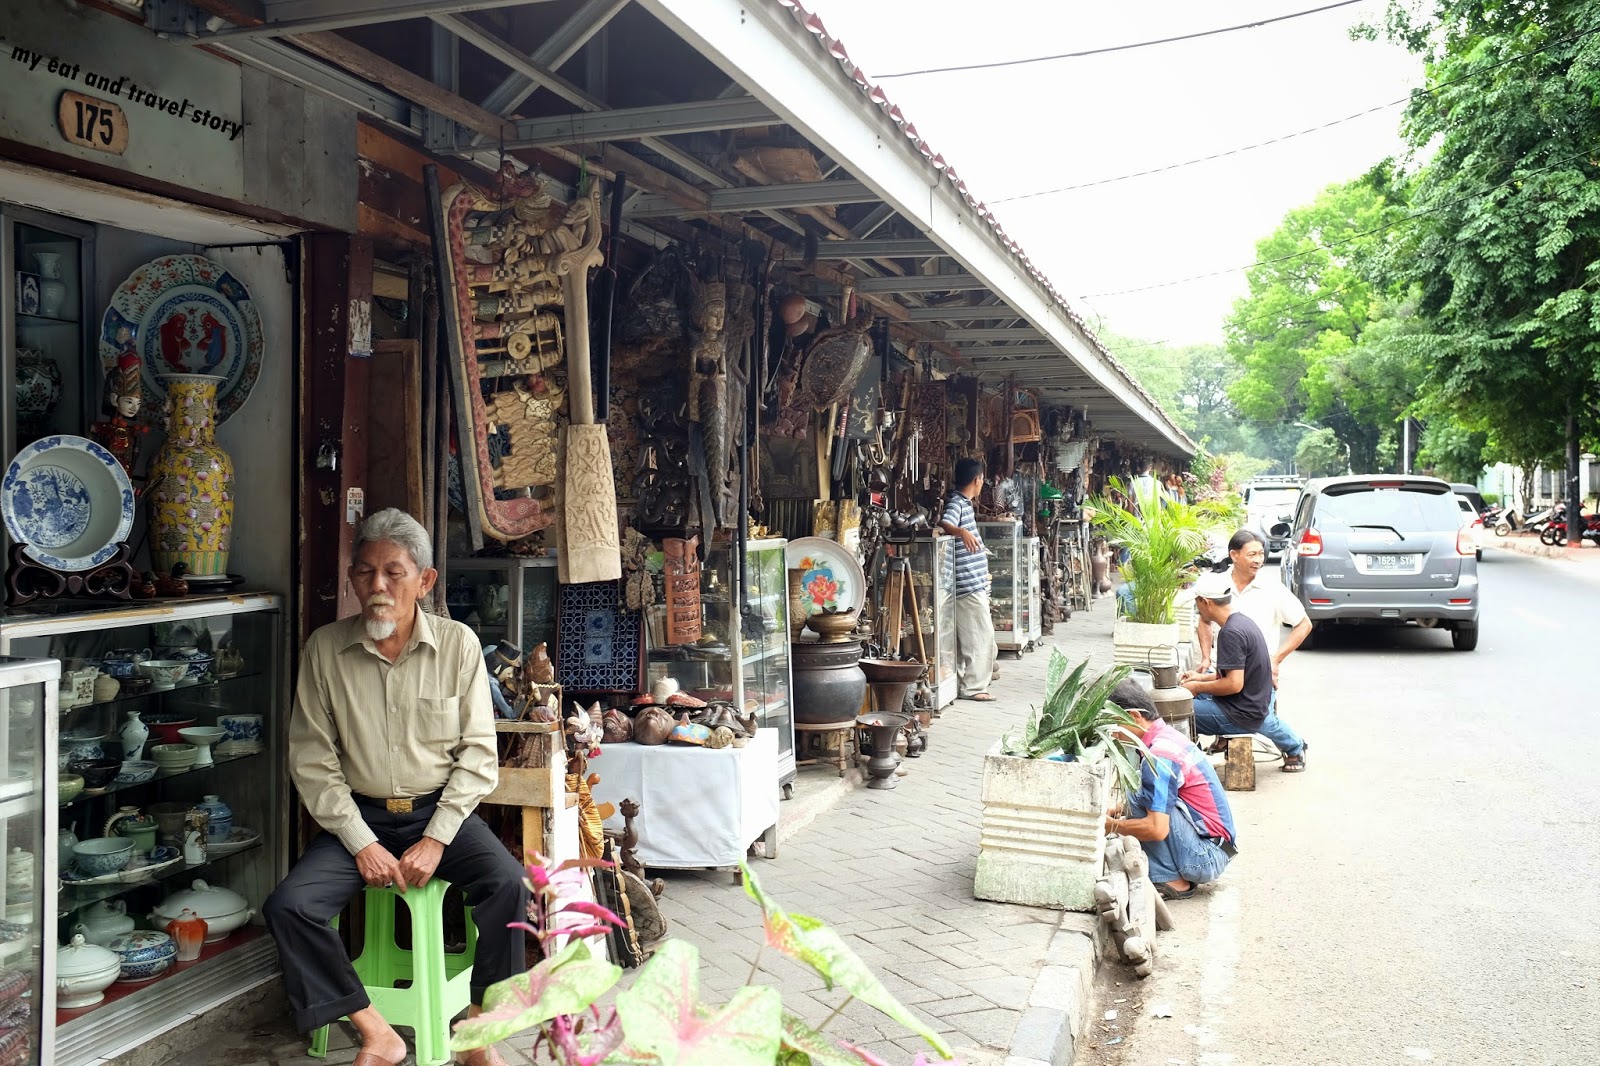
[72,899,135,947]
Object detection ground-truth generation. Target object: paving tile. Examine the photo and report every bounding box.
[944,1006,1022,1048]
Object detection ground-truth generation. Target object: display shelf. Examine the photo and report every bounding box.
[59,671,265,716]
[979,520,1027,652]
[60,749,263,808]
[58,838,263,913]
[16,312,79,326]
[56,927,267,1025]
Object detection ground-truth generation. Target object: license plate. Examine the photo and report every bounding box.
[1366,553,1419,570]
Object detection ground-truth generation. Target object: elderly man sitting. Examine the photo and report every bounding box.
[1104,679,1237,900]
[264,508,526,1066]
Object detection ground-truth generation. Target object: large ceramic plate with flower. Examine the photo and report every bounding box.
[784,537,867,619]
[98,254,264,424]
[2,435,134,572]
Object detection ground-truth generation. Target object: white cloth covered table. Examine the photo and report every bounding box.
[591,727,779,869]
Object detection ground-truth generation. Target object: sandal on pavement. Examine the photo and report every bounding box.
[1282,748,1307,773]
[1154,882,1197,901]
[960,692,997,702]
[353,1052,405,1066]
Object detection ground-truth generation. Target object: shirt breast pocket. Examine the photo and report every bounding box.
[417,696,462,741]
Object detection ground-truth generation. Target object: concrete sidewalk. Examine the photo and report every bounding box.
[155,599,1122,1066]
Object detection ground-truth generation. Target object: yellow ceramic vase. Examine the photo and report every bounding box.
[149,374,234,577]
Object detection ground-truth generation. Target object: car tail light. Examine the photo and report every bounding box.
[1309,597,1333,605]
[1297,527,1323,556]
[1456,526,1474,556]
[1449,598,1472,604]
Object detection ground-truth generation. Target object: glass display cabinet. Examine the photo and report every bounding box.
[0,656,61,1066]
[1020,536,1043,648]
[645,538,796,786]
[444,557,559,657]
[0,594,285,1064]
[875,536,956,709]
[3,206,97,463]
[978,520,1026,653]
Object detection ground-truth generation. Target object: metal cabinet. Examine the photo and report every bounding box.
[0,594,285,1064]
[1020,536,1042,648]
[645,538,796,785]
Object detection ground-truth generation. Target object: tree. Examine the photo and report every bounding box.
[1294,428,1348,478]
[1225,170,1417,472]
[1373,0,1600,537]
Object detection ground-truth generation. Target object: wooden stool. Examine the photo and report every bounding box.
[1221,734,1255,792]
[794,721,855,777]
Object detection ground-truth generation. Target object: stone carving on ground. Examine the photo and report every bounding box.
[1095,833,1171,978]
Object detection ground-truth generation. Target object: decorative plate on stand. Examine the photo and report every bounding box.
[784,537,867,619]
[1,435,135,572]
[98,254,264,424]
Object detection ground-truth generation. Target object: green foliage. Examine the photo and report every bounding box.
[998,652,1145,793]
[1294,428,1347,478]
[455,856,954,1065]
[1374,1,1600,483]
[1416,419,1488,484]
[1086,477,1217,624]
[616,941,782,1066]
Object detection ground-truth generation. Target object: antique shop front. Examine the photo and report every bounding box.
[0,0,360,1060]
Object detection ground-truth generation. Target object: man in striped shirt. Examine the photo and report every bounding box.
[940,458,998,701]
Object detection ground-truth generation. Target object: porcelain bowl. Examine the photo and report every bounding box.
[177,726,226,750]
[138,660,190,688]
[107,930,177,982]
[156,647,214,680]
[72,837,135,877]
[115,760,159,785]
[56,954,121,1009]
[59,773,85,805]
[143,713,198,746]
[153,879,253,941]
[68,757,120,790]
[150,743,198,771]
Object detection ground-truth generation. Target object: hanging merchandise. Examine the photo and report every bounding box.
[795,313,873,410]
[662,536,702,645]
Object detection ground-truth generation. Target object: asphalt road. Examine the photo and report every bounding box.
[1085,550,1600,1066]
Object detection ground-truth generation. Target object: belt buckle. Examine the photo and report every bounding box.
[386,798,413,814]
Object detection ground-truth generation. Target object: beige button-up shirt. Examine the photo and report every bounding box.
[288,607,498,856]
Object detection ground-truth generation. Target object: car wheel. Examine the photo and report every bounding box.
[1452,625,1479,651]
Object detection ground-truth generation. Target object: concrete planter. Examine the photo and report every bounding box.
[1112,618,1180,668]
[974,741,1111,911]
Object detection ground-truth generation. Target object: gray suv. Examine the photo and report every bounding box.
[1277,475,1480,651]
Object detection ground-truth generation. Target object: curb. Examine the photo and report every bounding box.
[1003,912,1107,1066]
[1488,535,1599,561]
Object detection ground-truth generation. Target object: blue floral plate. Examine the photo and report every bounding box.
[1,435,134,572]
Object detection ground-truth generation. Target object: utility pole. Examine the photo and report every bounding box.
[1401,418,1412,475]
[1567,399,1584,550]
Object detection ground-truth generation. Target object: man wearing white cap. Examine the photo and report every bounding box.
[1181,571,1308,773]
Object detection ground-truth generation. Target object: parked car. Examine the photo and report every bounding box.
[1450,482,1489,517]
[1454,494,1484,561]
[1241,477,1304,559]
[1277,474,1480,650]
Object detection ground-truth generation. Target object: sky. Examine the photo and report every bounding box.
[801,0,1424,349]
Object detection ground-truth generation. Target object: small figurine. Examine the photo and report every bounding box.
[153,563,189,597]
[130,572,158,599]
[526,641,555,685]
[88,351,150,477]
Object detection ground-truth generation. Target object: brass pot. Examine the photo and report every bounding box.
[804,609,859,643]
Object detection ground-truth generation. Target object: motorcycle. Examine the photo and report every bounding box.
[1539,505,1600,545]
[1501,504,1555,537]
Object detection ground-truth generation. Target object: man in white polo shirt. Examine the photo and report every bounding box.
[1196,529,1312,689]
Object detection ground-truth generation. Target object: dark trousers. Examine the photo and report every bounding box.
[262,803,528,1034]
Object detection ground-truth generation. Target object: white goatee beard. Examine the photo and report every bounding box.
[364,618,397,641]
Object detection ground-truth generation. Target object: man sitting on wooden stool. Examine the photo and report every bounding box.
[264,508,527,1066]
[1104,680,1237,901]
[1181,571,1308,773]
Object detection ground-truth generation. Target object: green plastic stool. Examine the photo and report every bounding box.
[308,879,478,1066]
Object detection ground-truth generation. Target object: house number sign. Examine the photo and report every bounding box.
[57,90,129,155]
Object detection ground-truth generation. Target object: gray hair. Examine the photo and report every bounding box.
[1110,678,1160,720]
[356,508,434,573]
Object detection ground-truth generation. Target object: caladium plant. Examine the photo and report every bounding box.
[452,852,957,1064]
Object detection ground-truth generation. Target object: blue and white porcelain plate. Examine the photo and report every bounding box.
[2,435,134,572]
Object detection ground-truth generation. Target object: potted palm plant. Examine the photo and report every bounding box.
[974,653,1140,911]
[1087,476,1219,667]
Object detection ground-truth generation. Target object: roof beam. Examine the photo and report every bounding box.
[480,0,630,116]
[943,327,1044,343]
[626,179,878,217]
[851,274,986,294]
[904,305,1022,321]
[497,97,778,148]
[188,0,553,39]
[963,348,1065,360]
[201,35,413,127]
[797,238,942,259]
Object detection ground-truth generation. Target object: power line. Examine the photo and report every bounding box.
[992,101,1402,204]
[1079,148,1598,299]
[873,0,1367,79]
[992,24,1600,204]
